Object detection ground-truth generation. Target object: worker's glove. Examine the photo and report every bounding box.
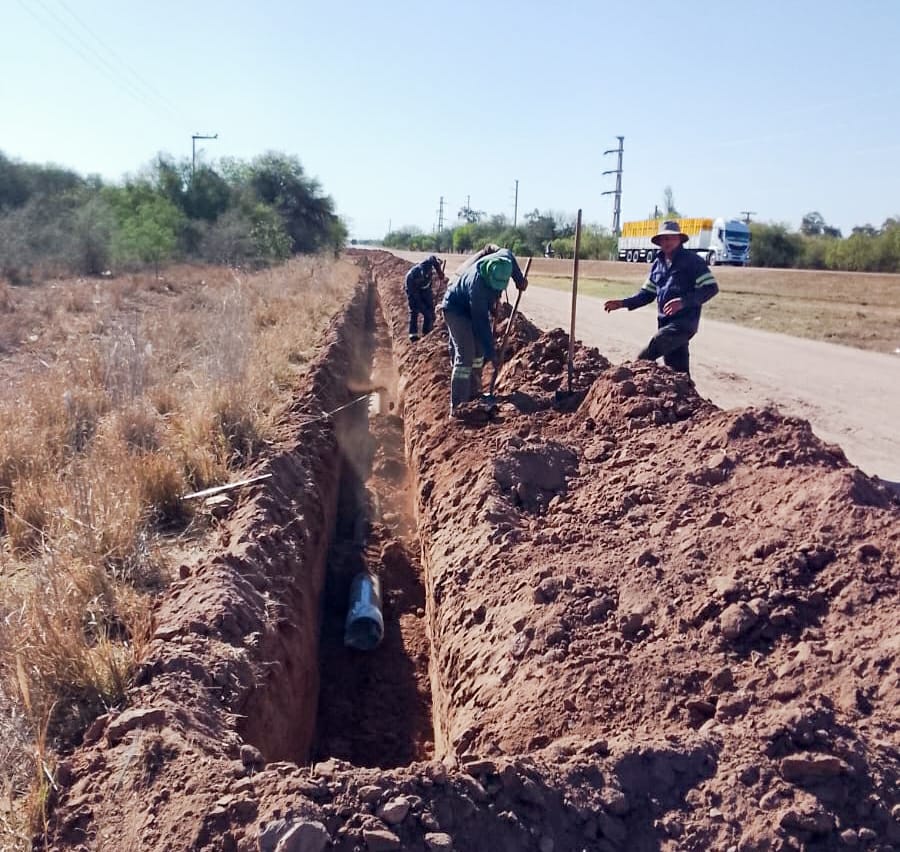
[516,277,529,292]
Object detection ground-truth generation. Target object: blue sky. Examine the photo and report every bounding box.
[2,0,898,239]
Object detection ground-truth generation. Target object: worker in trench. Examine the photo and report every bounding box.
[404,254,447,342]
[440,247,528,416]
[603,220,718,377]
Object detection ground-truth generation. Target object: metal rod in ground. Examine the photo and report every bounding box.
[567,210,582,394]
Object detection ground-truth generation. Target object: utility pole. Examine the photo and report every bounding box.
[601,136,624,236]
[437,196,446,232]
[513,179,519,227]
[740,211,756,224]
[192,132,218,178]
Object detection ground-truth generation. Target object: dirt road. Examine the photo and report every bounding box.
[523,284,899,483]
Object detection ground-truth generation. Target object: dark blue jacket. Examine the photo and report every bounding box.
[623,247,718,333]
[441,249,525,359]
[405,256,442,297]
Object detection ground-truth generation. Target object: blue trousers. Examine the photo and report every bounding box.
[406,288,435,339]
[444,310,485,409]
[638,323,695,374]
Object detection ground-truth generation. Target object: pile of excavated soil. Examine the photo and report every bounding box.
[369,251,900,851]
[41,252,898,852]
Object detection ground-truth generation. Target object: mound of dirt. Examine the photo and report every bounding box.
[367,251,900,851]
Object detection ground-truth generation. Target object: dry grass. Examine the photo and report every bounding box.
[528,259,900,353]
[0,255,357,844]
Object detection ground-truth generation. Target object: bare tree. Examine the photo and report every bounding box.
[663,186,680,217]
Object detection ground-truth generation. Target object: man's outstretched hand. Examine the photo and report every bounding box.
[604,299,624,312]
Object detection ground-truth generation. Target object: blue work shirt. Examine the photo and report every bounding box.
[441,249,525,359]
[405,256,442,295]
[623,246,718,333]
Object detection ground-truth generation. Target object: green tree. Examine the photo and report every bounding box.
[749,223,803,268]
[70,193,116,274]
[248,203,292,263]
[114,196,183,275]
[0,152,32,209]
[800,211,841,238]
[244,152,340,253]
[523,209,557,255]
[383,226,423,248]
[452,223,477,253]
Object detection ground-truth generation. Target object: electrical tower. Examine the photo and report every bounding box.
[436,196,447,232]
[601,136,624,236]
[191,132,218,177]
[513,179,519,227]
[740,211,757,224]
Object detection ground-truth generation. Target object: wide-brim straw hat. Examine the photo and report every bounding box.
[651,220,690,246]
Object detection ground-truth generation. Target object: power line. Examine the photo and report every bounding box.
[53,0,192,127]
[18,0,185,130]
[740,211,757,224]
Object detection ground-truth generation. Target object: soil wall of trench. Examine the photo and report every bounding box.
[43,252,899,852]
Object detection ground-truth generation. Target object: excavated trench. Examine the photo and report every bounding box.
[236,278,435,770]
[313,293,434,768]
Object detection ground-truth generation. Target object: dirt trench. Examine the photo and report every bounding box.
[313,293,434,769]
[42,253,900,852]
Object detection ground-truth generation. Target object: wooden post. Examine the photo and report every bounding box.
[568,209,582,393]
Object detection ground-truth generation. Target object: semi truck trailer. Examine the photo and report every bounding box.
[617,217,751,265]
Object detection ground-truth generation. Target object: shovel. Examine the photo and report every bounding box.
[483,256,533,405]
[555,209,582,403]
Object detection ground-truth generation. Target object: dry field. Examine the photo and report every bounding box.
[0,258,355,846]
[526,258,900,353]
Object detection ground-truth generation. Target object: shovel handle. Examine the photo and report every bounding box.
[489,256,532,395]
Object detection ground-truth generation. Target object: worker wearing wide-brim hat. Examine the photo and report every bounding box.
[603,220,718,376]
[441,248,527,415]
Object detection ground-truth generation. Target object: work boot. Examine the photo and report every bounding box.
[450,367,472,411]
[470,355,484,399]
[409,333,420,343]
[470,367,483,399]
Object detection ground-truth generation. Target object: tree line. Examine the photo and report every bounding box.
[750,213,900,272]
[381,206,900,273]
[0,151,347,282]
[381,209,618,260]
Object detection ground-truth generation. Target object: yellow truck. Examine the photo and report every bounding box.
[617,217,751,265]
